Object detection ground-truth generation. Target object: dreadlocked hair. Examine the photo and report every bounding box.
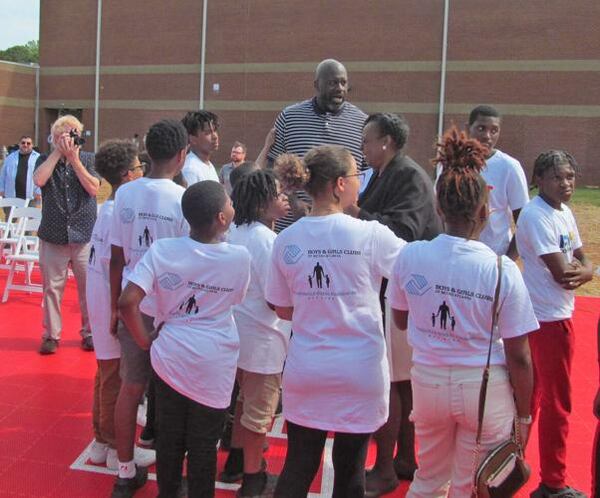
[232,169,279,226]
[434,126,488,224]
[531,150,579,187]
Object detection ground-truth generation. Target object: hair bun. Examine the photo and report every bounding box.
[435,126,486,174]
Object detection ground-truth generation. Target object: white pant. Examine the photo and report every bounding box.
[407,363,515,498]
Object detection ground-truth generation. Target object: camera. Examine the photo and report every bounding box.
[69,129,86,146]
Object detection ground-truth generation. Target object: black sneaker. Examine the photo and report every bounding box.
[236,472,278,498]
[530,484,587,498]
[111,466,148,498]
[220,454,267,484]
[39,338,58,355]
[81,335,94,351]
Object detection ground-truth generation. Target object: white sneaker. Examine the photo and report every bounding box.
[89,440,108,464]
[106,448,119,471]
[133,446,156,467]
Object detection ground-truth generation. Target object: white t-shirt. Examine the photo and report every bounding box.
[128,237,251,408]
[110,178,189,317]
[265,213,406,433]
[87,200,121,360]
[228,223,292,374]
[436,150,529,255]
[181,152,219,185]
[516,196,582,322]
[388,235,538,367]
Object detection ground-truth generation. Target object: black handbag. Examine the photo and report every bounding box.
[472,256,530,498]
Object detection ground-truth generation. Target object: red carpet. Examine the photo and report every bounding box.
[0,271,597,497]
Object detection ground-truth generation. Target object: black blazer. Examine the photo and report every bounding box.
[358,152,442,242]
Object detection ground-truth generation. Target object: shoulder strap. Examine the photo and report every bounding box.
[475,255,503,445]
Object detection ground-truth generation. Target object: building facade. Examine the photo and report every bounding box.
[12,0,600,183]
[0,61,38,152]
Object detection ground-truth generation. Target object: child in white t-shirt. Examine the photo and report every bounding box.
[109,119,190,496]
[389,127,537,497]
[220,170,291,496]
[86,139,144,470]
[265,145,406,497]
[119,181,250,498]
[516,150,592,498]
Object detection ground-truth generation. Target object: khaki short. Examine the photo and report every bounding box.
[237,369,282,434]
[117,313,155,385]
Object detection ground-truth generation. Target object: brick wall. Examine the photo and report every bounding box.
[36,0,600,185]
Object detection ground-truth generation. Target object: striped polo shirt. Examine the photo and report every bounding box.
[269,97,367,232]
[268,97,367,168]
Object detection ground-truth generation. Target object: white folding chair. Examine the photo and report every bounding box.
[2,207,42,302]
[0,198,30,266]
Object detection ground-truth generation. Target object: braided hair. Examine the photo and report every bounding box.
[232,169,279,226]
[531,150,579,187]
[364,113,410,150]
[435,126,488,224]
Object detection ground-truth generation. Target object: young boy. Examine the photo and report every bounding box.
[87,139,144,470]
[436,105,529,259]
[109,119,190,498]
[516,150,593,498]
[118,181,251,498]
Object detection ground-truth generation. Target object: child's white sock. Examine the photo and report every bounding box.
[118,460,136,479]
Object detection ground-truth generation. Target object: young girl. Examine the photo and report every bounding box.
[388,127,537,497]
[221,170,291,496]
[265,145,406,497]
[516,150,593,498]
[273,153,312,232]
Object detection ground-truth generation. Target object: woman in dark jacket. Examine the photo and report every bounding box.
[346,112,442,496]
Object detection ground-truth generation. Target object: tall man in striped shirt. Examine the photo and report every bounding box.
[267,59,367,231]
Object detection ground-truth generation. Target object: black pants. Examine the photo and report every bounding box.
[154,372,226,498]
[274,421,370,498]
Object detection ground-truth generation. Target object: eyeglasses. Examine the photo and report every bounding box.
[343,172,366,181]
[128,162,146,174]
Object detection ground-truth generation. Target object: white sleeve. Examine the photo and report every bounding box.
[519,209,561,257]
[109,194,124,247]
[372,222,407,280]
[387,251,409,311]
[126,246,156,297]
[254,237,274,296]
[497,258,539,339]
[236,250,252,304]
[265,240,293,307]
[506,160,530,211]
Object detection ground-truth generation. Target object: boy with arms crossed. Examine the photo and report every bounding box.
[516,150,593,498]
